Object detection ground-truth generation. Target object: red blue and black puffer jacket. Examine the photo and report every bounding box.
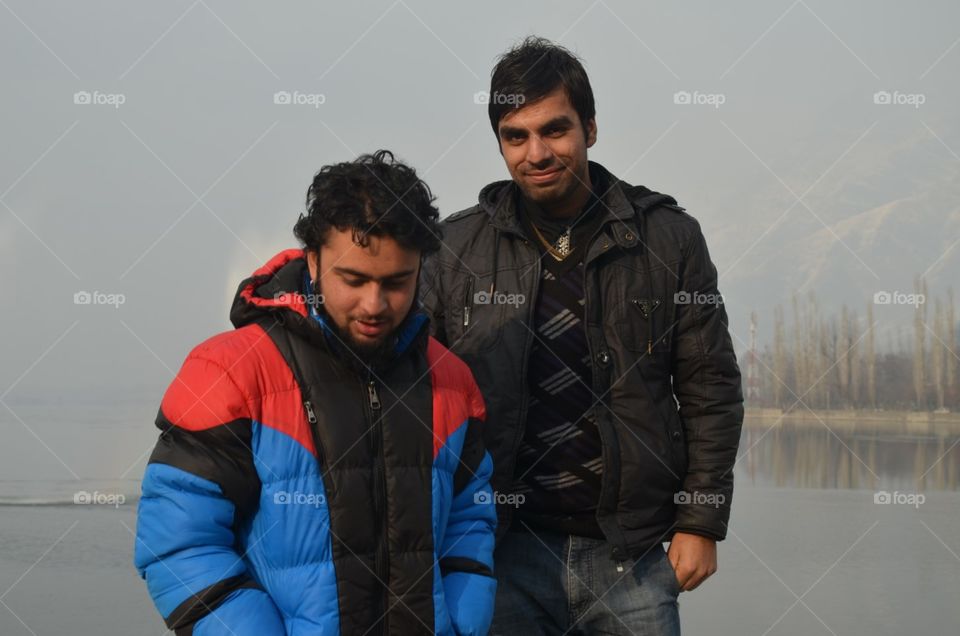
[134,249,497,635]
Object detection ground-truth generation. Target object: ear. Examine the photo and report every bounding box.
[585,118,597,148]
[305,249,318,282]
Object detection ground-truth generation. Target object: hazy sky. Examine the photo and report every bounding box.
[2,0,958,406]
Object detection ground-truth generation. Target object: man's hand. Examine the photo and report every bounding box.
[665,532,717,592]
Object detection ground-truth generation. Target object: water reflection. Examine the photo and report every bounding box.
[736,418,960,491]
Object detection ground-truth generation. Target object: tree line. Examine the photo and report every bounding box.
[754,279,957,411]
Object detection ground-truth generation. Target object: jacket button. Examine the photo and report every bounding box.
[672,430,681,440]
[624,232,634,241]
[597,351,610,365]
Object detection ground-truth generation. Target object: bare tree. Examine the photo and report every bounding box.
[866,302,876,409]
[913,276,927,409]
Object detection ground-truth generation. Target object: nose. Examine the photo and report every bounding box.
[526,135,554,168]
[358,283,388,318]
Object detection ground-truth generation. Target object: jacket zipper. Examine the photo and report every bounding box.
[506,242,541,505]
[463,278,474,327]
[365,377,389,634]
[302,399,326,476]
[281,326,330,493]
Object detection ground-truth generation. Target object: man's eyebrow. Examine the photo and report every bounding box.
[537,116,574,132]
[333,266,417,281]
[499,116,575,138]
[498,124,528,138]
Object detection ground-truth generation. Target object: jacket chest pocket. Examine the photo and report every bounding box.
[608,263,677,356]
[445,273,506,355]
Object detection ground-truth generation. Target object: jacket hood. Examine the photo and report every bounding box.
[230,248,312,327]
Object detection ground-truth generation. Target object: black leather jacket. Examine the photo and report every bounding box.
[420,162,744,560]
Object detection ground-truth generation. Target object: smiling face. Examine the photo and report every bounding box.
[497,87,597,218]
[306,228,420,360]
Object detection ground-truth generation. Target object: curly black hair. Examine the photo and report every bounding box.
[488,36,595,137]
[294,150,442,255]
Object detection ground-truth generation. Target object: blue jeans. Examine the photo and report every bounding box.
[491,526,681,635]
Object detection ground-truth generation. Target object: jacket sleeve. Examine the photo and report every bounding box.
[439,399,497,634]
[670,220,744,541]
[133,352,286,635]
[419,252,449,346]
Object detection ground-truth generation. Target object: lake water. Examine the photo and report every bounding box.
[1,405,957,635]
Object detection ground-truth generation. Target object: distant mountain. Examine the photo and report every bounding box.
[713,115,959,345]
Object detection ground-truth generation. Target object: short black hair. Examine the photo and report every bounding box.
[488,36,596,137]
[295,150,441,255]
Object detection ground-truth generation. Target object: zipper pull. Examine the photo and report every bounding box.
[616,562,625,573]
[367,381,381,410]
[304,400,317,425]
[463,304,471,327]
[647,339,652,355]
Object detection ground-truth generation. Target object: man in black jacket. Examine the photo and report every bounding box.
[420,37,744,634]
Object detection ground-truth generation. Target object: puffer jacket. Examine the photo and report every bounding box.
[420,162,743,562]
[134,249,497,635]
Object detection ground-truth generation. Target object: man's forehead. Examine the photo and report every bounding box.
[499,88,576,128]
[321,229,418,276]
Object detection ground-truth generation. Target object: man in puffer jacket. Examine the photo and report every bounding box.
[134,150,497,635]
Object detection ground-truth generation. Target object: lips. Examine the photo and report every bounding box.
[526,166,563,184]
[355,320,387,338]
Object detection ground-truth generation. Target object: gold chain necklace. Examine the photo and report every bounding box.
[529,221,572,261]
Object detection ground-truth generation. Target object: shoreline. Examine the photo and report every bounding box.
[743,407,960,435]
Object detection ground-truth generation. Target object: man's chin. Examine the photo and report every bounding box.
[348,332,390,353]
[520,178,572,204]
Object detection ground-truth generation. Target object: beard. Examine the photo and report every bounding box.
[323,313,400,374]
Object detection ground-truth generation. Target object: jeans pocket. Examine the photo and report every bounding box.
[658,547,682,596]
